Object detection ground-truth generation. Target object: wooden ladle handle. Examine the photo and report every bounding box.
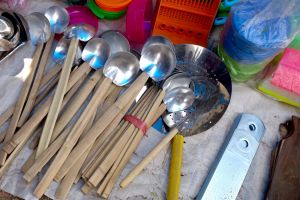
[120,127,179,188]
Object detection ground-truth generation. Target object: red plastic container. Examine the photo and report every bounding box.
[152,0,221,46]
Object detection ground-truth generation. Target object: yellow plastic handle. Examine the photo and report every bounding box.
[167,134,184,200]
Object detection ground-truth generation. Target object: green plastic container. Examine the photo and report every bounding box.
[288,34,300,50]
[87,0,126,20]
[218,44,271,82]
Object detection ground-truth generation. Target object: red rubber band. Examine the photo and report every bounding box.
[123,115,148,135]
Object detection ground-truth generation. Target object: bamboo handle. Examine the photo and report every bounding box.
[22,77,86,182]
[0,44,44,166]
[0,63,61,129]
[50,70,101,143]
[36,38,79,158]
[0,105,14,128]
[2,64,89,154]
[88,88,156,187]
[18,34,54,127]
[55,110,97,200]
[38,63,62,91]
[102,90,165,197]
[167,134,184,200]
[120,128,178,188]
[33,78,113,198]
[54,73,149,181]
[35,76,59,106]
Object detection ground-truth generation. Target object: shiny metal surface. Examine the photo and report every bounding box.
[82,38,110,69]
[103,51,140,86]
[0,16,14,39]
[25,12,51,45]
[0,38,14,51]
[53,37,82,63]
[101,31,130,56]
[142,35,175,54]
[45,6,69,34]
[162,72,194,93]
[163,87,195,112]
[140,44,176,82]
[162,44,232,136]
[197,114,265,200]
[64,23,95,42]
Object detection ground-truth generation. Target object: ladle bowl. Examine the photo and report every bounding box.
[101,31,130,56]
[140,43,176,82]
[142,35,175,54]
[163,87,195,112]
[82,38,110,69]
[25,12,51,45]
[0,16,14,39]
[104,51,140,86]
[45,6,69,34]
[64,24,96,42]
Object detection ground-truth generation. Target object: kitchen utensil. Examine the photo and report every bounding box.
[142,35,175,53]
[44,36,175,190]
[0,16,14,39]
[36,20,96,157]
[0,66,87,177]
[2,63,91,155]
[25,12,51,45]
[197,113,265,200]
[33,52,139,198]
[120,44,232,198]
[95,0,132,12]
[0,12,51,165]
[0,10,29,63]
[18,6,70,127]
[101,30,130,56]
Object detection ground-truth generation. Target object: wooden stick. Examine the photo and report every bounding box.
[0,44,44,166]
[36,38,79,157]
[49,73,149,185]
[49,70,102,144]
[55,110,98,200]
[38,63,62,92]
[2,63,90,154]
[0,105,14,128]
[18,35,54,127]
[94,96,154,192]
[0,64,61,129]
[81,183,93,194]
[54,83,116,182]
[88,88,157,187]
[101,90,165,198]
[74,87,122,184]
[33,77,115,198]
[97,126,139,196]
[81,87,155,179]
[35,76,59,105]
[21,76,84,179]
[120,128,178,188]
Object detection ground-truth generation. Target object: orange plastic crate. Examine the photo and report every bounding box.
[152,0,221,46]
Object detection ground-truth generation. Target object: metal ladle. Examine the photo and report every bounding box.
[43,37,177,190]
[0,16,14,39]
[33,51,140,198]
[120,45,232,196]
[17,6,70,128]
[36,22,96,159]
[101,30,130,55]
[0,12,51,165]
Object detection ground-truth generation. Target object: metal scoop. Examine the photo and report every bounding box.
[82,37,110,69]
[101,31,130,56]
[142,35,175,53]
[25,12,51,45]
[0,16,14,39]
[45,6,69,34]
